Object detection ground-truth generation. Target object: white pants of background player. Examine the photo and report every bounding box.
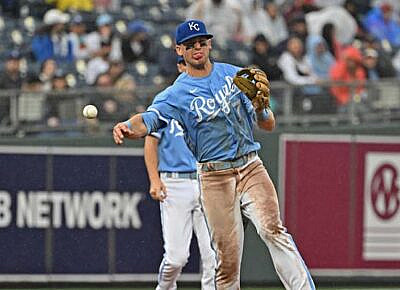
[156,176,216,290]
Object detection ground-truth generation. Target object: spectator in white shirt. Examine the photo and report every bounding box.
[85,13,121,61]
[68,14,90,60]
[278,35,317,85]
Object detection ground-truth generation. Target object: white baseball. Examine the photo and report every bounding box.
[83,104,98,119]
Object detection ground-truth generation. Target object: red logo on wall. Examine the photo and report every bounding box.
[370,164,399,220]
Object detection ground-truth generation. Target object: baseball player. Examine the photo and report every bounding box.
[113,19,315,290]
[143,57,215,290]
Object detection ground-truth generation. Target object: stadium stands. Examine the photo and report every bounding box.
[0,0,399,136]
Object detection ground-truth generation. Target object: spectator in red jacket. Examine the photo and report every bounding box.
[329,46,366,111]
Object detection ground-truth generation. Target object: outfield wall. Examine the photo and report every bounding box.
[0,145,200,283]
[0,125,399,284]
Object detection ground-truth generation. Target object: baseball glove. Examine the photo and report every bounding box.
[233,68,270,110]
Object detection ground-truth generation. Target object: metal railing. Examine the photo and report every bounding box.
[0,79,399,137]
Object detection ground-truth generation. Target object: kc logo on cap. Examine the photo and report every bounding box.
[175,19,213,45]
[188,21,200,31]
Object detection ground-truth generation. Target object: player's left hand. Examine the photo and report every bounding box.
[149,180,167,202]
[233,67,270,112]
[251,68,270,112]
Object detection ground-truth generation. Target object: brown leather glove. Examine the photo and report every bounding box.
[233,68,270,111]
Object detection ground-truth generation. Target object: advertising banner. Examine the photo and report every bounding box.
[280,135,400,276]
[0,146,199,281]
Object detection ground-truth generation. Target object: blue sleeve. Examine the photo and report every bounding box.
[141,111,166,134]
[142,89,181,134]
[32,36,53,63]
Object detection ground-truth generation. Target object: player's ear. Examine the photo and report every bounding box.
[175,45,183,56]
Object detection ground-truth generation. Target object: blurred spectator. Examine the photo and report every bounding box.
[241,0,264,43]
[362,33,382,51]
[362,48,380,80]
[278,36,317,85]
[0,50,24,89]
[85,41,112,85]
[343,0,371,30]
[263,2,288,47]
[362,48,396,79]
[19,74,45,124]
[275,13,309,52]
[372,0,400,21]
[46,70,73,128]
[68,14,90,60]
[86,13,121,61]
[93,0,121,12]
[186,0,243,46]
[32,9,73,63]
[393,49,400,77]
[288,14,309,43]
[361,33,397,75]
[313,0,345,7]
[22,74,43,92]
[109,61,134,86]
[306,35,335,79]
[250,34,282,81]
[242,0,288,46]
[347,0,372,15]
[95,72,113,87]
[91,72,122,122]
[84,14,121,84]
[51,70,69,90]
[0,50,24,125]
[109,60,136,103]
[0,0,20,17]
[47,0,94,11]
[121,20,153,63]
[321,23,343,60]
[284,0,319,22]
[39,58,58,91]
[329,46,366,110]
[362,3,400,51]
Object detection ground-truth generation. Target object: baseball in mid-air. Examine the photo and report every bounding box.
[82,104,98,119]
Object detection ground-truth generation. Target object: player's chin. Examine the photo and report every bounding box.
[190,59,207,70]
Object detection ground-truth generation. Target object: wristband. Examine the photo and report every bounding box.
[123,120,132,129]
[256,108,270,121]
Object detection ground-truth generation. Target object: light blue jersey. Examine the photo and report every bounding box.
[142,62,261,162]
[152,119,197,172]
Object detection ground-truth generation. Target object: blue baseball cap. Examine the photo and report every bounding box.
[71,14,84,24]
[177,56,185,64]
[7,50,21,59]
[175,19,213,45]
[96,14,112,27]
[128,20,149,34]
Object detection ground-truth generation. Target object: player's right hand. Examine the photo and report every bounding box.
[113,122,132,145]
[149,180,167,202]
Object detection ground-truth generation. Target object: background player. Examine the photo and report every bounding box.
[113,19,315,289]
[143,57,215,290]
[176,56,186,73]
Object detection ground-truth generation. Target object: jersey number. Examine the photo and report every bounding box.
[169,119,184,137]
